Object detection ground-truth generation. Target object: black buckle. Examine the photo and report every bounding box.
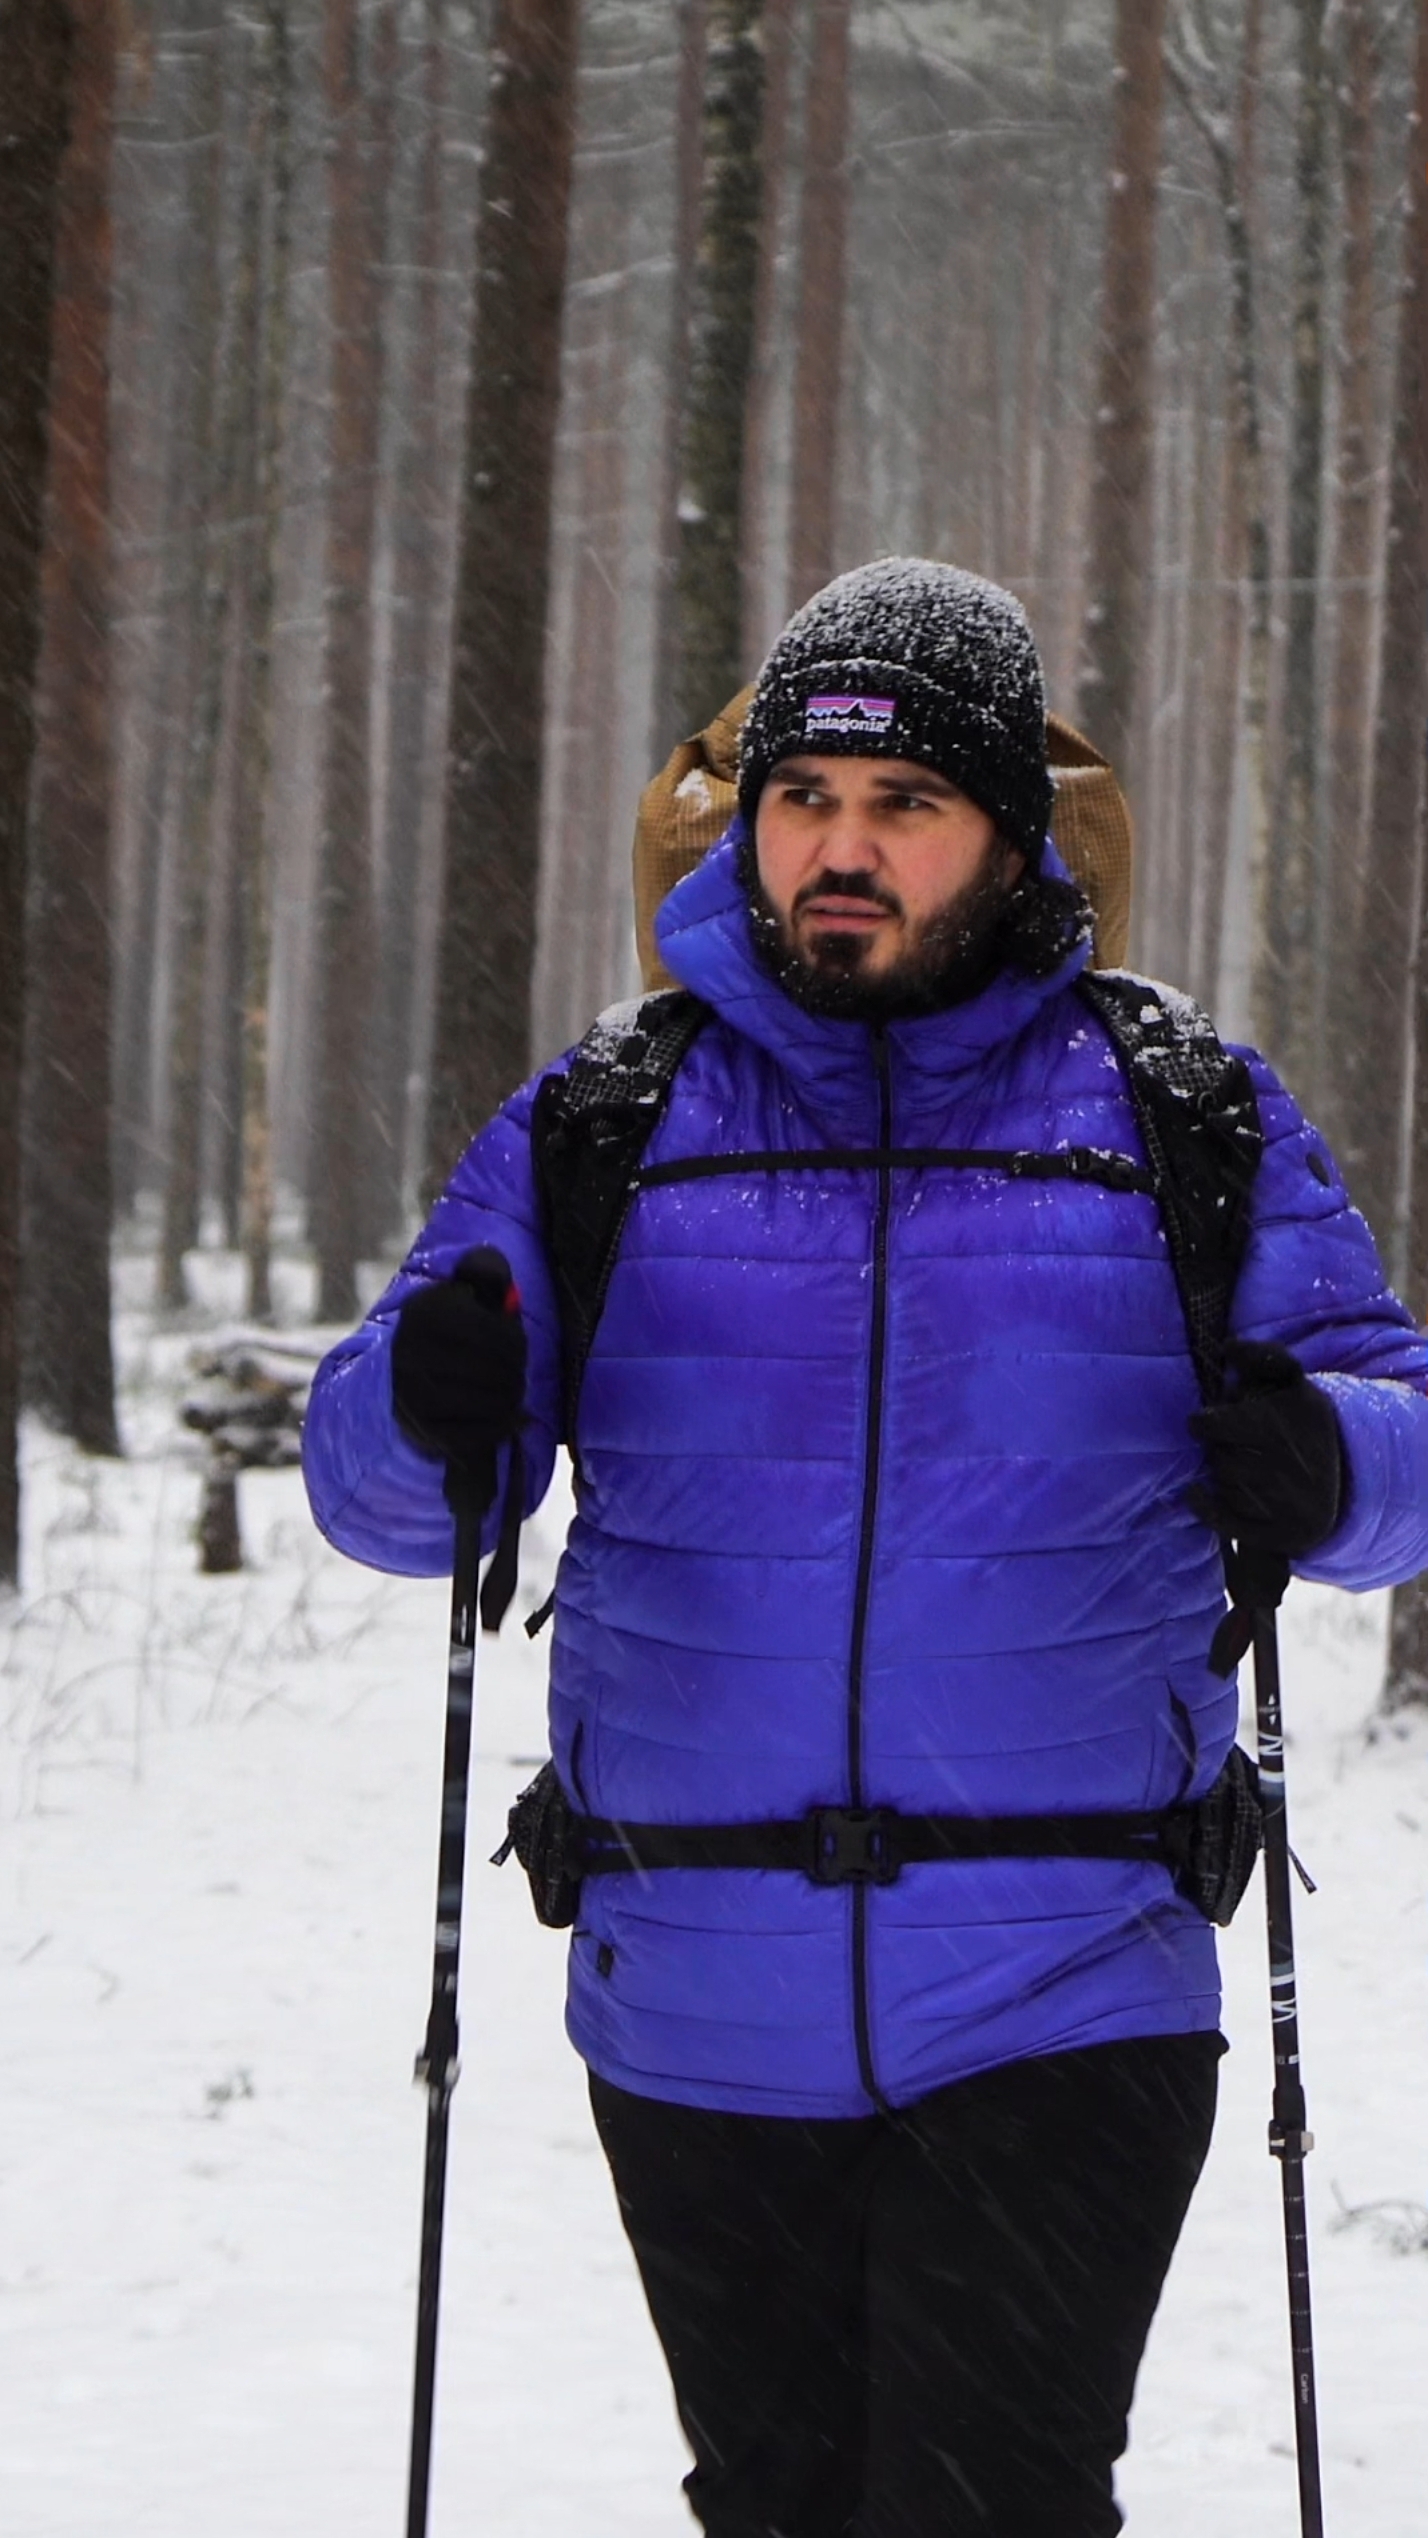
[806,1806,901,1886]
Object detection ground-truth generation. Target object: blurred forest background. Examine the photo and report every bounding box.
[5,0,1428,1694]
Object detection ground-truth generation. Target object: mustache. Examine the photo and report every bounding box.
[792,869,904,919]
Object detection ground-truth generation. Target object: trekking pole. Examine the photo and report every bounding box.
[404,1245,523,2538]
[405,1469,483,2538]
[1251,1599,1325,2538]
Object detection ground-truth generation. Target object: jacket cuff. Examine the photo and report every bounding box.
[1296,1373,1428,1591]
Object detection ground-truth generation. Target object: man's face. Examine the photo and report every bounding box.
[752,754,1023,1014]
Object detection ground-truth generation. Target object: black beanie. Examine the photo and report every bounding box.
[738,558,1054,864]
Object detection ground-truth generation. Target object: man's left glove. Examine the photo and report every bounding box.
[1188,1340,1344,1559]
[391,1246,526,1509]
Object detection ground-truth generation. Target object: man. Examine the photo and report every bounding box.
[303,560,1428,2536]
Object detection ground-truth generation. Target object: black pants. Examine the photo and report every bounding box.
[590,2034,1221,2538]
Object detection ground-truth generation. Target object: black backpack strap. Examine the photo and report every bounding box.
[1077,971,1263,1407]
[531,988,710,1442]
[1080,971,1271,1676]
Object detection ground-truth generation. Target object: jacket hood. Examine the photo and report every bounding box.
[654,817,1093,1133]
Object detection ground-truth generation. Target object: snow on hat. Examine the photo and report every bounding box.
[737,557,1055,864]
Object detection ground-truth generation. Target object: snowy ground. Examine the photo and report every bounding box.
[3,1264,1427,2535]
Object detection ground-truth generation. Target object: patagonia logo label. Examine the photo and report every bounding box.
[803,693,897,738]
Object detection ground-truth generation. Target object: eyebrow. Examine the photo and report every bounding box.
[770,758,959,798]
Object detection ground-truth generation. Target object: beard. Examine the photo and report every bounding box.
[742,832,1028,1021]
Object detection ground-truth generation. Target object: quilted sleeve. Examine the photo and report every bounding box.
[301,1064,566,1577]
[1229,1049,1428,1590]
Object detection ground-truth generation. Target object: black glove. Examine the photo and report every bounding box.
[391,1245,526,1506]
[1188,1340,1344,1559]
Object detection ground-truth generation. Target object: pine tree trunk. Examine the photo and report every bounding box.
[1170,362,1217,982]
[1320,0,1380,1158]
[1383,1569,1428,1715]
[1075,0,1166,786]
[1384,860,1428,1706]
[1032,232,1075,705]
[1012,204,1050,600]
[111,13,215,1221]
[1184,0,1271,1034]
[310,0,390,1319]
[976,232,1008,582]
[425,0,581,1191]
[738,0,794,670]
[1259,0,1328,1093]
[236,0,293,1325]
[112,679,172,1212]
[650,0,708,761]
[670,0,766,736]
[786,0,851,611]
[1380,0,1428,1715]
[0,0,72,1581]
[1342,0,1428,1273]
[535,168,631,1057]
[158,18,230,1310]
[1193,414,1244,1012]
[211,86,269,1260]
[22,0,119,1455]
[374,0,446,1236]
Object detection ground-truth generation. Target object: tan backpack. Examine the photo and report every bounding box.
[633,688,1132,991]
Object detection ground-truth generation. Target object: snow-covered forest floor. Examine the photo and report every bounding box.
[3,1259,1427,2535]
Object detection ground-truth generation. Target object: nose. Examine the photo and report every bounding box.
[817,802,881,871]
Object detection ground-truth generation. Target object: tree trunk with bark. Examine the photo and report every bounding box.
[1260,0,1328,1093]
[309,0,391,1319]
[234,0,293,1323]
[374,0,445,1237]
[1320,0,1380,1156]
[111,4,221,1222]
[1383,853,1428,1706]
[1378,0,1428,1714]
[1172,0,1271,1034]
[1075,0,1167,788]
[157,15,231,1309]
[0,0,72,1581]
[738,0,794,670]
[669,0,766,737]
[1193,413,1244,1010]
[424,0,581,1190]
[651,0,708,761]
[785,0,852,611]
[22,0,119,1455]
[1342,0,1428,1271]
[536,170,632,1057]
[1170,346,1218,982]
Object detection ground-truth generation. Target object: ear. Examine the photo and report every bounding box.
[993,832,1026,889]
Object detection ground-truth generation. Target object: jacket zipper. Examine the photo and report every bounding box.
[848,1027,893,2111]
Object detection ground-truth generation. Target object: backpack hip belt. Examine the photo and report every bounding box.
[496,1748,1264,1932]
[574,1798,1178,1881]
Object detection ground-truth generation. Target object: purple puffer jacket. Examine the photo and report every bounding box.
[303,834,1428,2116]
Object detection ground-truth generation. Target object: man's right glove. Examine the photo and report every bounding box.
[391,1245,526,1510]
[1187,1339,1345,1676]
[1187,1339,1343,1558]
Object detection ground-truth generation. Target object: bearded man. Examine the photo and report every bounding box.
[303,560,1428,2537]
